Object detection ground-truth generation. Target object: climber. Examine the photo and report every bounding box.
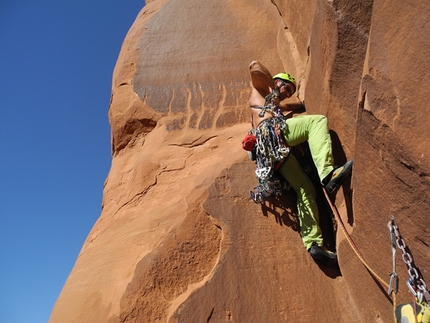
[245,60,353,265]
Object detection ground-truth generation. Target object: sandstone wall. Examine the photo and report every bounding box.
[50,0,430,322]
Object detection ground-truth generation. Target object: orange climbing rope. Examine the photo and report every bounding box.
[322,186,398,322]
[322,187,430,323]
[322,186,390,290]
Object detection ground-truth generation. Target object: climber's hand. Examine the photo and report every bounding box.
[271,89,281,105]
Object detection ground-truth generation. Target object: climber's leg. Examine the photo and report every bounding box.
[279,154,323,250]
[283,115,334,182]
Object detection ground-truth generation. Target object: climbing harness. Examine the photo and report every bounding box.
[254,91,289,179]
[249,116,290,203]
[388,217,430,323]
[254,117,290,177]
[248,93,291,203]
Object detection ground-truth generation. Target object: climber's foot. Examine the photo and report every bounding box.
[323,159,354,194]
[308,244,338,266]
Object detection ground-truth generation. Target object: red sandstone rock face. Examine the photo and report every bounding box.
[50,0,430,322]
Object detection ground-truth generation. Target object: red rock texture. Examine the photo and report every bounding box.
[50,0,430,322]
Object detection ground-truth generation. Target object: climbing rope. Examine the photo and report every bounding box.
[322,186,390,290]
[322,193,430,322]
[322,188,404,322]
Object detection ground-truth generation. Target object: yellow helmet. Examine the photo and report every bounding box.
[273,73,296,93]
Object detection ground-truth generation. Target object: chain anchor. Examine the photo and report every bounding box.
[388,216,430,306]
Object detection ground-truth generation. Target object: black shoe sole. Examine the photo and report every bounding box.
[309,246,338,266]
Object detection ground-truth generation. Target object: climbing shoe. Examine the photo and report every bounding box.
[308,243,338,266]
[323,159,354,194]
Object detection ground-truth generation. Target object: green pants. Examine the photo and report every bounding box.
[283,115,334,181]
[279,115,334,249]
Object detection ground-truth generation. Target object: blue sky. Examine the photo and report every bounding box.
[0,1,145,322]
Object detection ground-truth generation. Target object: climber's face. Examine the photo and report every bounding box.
[275,79,295,100]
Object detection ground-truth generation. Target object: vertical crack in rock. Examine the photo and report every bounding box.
[281,25,305,87]
[206,307,215,322]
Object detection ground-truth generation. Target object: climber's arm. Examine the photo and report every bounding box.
[249,61,277,98]
[279,101,306,112]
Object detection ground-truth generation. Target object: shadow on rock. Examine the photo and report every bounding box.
[254,143,345,278]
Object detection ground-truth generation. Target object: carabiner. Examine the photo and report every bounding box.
[388,272,399,295]
[407,277,418,298]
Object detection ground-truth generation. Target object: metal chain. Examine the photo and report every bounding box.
[388,216,430,305]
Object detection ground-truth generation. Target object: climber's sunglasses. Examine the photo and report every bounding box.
[276,80,295,95]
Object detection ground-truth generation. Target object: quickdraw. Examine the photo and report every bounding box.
[388,222,400,295]
[249,174,289,204]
